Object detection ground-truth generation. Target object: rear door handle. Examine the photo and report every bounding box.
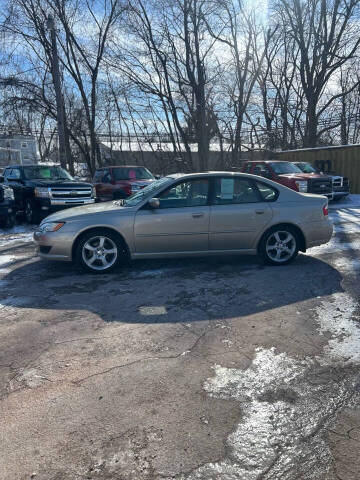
[255,210,265,214]
[192,212,204,218]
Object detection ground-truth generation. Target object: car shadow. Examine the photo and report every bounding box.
[1,248,344,324]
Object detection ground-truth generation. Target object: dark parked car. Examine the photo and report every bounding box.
[93,166,155,201]
[293,161,350,201]
[3,164,95,224]
[0,179,16,228]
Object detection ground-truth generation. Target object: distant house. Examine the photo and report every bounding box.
[0,132,38,167]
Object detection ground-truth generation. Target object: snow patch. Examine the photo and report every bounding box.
[0,224,35,247]
[316,293,360,365]
[13,368,50,389]
[0,254,17,273]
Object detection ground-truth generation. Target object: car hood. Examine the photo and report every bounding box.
[278,173,331,180]
[42,201,133,223]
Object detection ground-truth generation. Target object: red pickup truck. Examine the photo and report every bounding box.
[241,160,333,199]
[93,165,155,201]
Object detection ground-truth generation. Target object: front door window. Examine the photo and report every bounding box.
[158,179,209,208]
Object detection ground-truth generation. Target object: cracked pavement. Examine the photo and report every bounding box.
[1,205,360,480]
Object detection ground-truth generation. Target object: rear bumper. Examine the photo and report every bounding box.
[302,220,333,249]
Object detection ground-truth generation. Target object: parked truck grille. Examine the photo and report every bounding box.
[332,177,349,193]
[50,187,92,199]
[308,178,332,195]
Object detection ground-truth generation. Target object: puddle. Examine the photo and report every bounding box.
[175,347,357,480]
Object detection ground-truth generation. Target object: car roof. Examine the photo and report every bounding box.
[5,164,54,168]
[244,160,286,163]
[167,171,265,179]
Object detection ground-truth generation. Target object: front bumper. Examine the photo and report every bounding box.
[33,228,73,261]
[332,190,349,198]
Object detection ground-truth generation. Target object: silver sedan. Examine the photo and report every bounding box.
[34,172,333,273]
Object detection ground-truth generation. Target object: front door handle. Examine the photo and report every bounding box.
[192,212,204,218]
[255,210,265,214]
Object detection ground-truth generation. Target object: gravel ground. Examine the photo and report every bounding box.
[1,205,360,480]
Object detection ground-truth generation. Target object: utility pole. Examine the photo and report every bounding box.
[47,15,67,170]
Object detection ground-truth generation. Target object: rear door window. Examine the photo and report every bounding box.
[213,177,260,204]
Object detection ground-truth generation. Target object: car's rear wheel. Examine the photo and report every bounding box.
[260,226,299,265]
[76,230,126,273]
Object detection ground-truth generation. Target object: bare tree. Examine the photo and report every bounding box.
[273,0,360,147]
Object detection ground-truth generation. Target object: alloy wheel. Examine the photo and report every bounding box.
[82,235,118,271]
[265,230,296,263]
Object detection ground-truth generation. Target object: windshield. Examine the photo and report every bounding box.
[295,162,317,174]
[269,162,303,174]
[23,166,73,181]
[123,177,173,206]
[113,167,154,181]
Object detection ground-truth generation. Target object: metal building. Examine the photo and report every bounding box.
[276,144,360,193]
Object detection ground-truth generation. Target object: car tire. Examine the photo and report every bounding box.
[76,229,128,273]
[259,226,299,266]
[24,199,40,224]
[4,212,16,229]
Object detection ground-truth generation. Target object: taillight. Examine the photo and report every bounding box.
[323,204,329,216]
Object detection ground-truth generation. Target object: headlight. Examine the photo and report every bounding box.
[295,181,308,192]
[39,222,65,232]
[3,186,14,200]
[91,186,96,198]
[35,187,50,198]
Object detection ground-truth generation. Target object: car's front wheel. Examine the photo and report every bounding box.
[0,212,15,229]
[260,226,299,265]
[25,199,40,224]
[76,230,127,273]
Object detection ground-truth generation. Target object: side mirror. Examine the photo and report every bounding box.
[148,197,160,209]
[0,176,4,183]
[154,174,161,179]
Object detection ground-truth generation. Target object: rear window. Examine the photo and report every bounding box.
[255,181,278,202]
[113,167,154,181]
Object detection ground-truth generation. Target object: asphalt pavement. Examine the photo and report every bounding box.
[1,200,360,480]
